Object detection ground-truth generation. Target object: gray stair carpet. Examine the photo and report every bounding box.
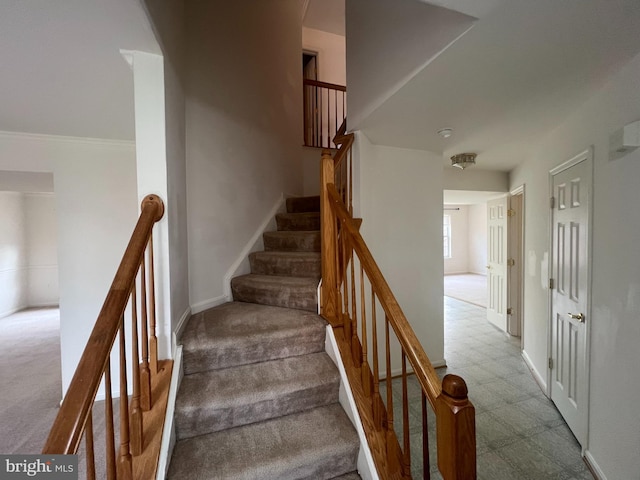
[170,196,361,479]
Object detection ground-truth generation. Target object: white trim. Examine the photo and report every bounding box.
[0,305,29,319]
[325,326,379,480]
[521,349,547,394]
[172,307,191,357]
[0,130,135,147]
[222,194,286,300]
[156,345,183,480]
[190,295,228,315]
[584,450,607,480]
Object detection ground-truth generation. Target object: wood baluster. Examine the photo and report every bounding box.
[333,218,343,329]
[148,234,158,376]
[422,391,431,480]
[436,375,476,480]
[85,411,96,480]
[372,288,384,430]
[402,352,412,477]
[385,315,402,478]
[104,363,116,480]
[326,86,330,148]
[334,90,337,148]
[350,252,360,366]
[320,149,338,324]
[118,315,133,479]
[140,256,152,411]
[360,264,371,398]
[130,285,143,456]
[303,82,309,146]
[342,232,352,343]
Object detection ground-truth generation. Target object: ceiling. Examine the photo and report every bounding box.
[0,0,160,141]
[352,0,640,171]
[303,0,345,36]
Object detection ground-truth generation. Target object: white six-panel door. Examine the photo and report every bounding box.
[550,152,591,446]
[487,196,508,332]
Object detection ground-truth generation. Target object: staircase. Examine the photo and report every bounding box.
[168,196,361,480]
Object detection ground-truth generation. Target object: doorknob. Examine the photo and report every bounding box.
[486,265,492,269]
[567,312,585,322]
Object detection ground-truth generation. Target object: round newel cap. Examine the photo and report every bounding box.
[442,374,468,399]
[141,194,165,222]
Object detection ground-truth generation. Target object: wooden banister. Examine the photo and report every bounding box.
[43,194,172,480]
[303,78,347,92]
[319,127,477,479]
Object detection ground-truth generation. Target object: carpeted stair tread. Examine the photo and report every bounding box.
[286,195,320,214]
[263,230,321,252]
[330,473,361,480]
[168,403,359,480]
[182,302,326,374]
[249,251,321,278]
[276,212,321,231]
[232,274,318,312]
[175,352,340,439]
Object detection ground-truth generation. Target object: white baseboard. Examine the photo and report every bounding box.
[325,326,379,480]
[190,294,228,315]
[0,304,28,319]
[222,194,285,299]
[521,349,547,394]
[584,450,607,480]
[156,345,183,480]
[172,307,191,357]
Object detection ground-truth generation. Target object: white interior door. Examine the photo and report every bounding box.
[487,196,508,332]
[550,152,591,446]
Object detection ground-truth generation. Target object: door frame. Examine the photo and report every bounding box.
[508,185,525,343]
[547,147,594,449]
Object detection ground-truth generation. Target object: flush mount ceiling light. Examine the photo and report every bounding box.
[437,128,453,138]
[451,152,477,169]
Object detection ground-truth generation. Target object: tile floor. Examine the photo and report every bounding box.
[386,297,592,480]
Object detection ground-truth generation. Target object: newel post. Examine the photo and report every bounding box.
[320,149,339,325]
[436,374,477,479]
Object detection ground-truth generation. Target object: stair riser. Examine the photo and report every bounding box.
[176,382,339,439]
[232,283,318,312]
[286,196,320,213]
[276,213,320,231]
[249,254,321,278]
[183,330,325,375]
[263,232,321,252]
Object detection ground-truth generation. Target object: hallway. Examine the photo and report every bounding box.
[391,297,593,479]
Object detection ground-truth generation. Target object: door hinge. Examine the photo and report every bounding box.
[549,357,554,370]
[507,307,513,315]
[507,208,516,217]
[550,196,555,209]
[507,258,516,267]
[549,278,555,289]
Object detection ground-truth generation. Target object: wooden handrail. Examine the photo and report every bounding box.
[327,184,442,405]
[303,78,347,92]
[319,127,476,478]
[303,79,346,149]
[43,195,164,455]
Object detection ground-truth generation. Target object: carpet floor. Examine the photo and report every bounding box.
[444,273,487,308]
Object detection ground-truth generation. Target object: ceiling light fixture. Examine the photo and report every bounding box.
[451,152,477,169]
[438,128,453,138]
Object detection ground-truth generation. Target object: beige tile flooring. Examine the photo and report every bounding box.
[386,297,593,480]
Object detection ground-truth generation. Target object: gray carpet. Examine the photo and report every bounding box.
[170,195,361,479]
[0,308,62,454]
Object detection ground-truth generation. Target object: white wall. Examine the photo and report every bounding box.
[358,132,444,370]
[346,0,474,129]
[0,192,27,317]
[52,141,138,395]
[302,27,346,86]
[468,203,487,274]
[444,167,509,192]
[24,193,58,306]
[0,171,53,192]
[510,51,640,480]
[443,205,469,274]
[185,0,304,311]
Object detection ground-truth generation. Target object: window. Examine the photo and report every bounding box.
[443,215,451,258]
